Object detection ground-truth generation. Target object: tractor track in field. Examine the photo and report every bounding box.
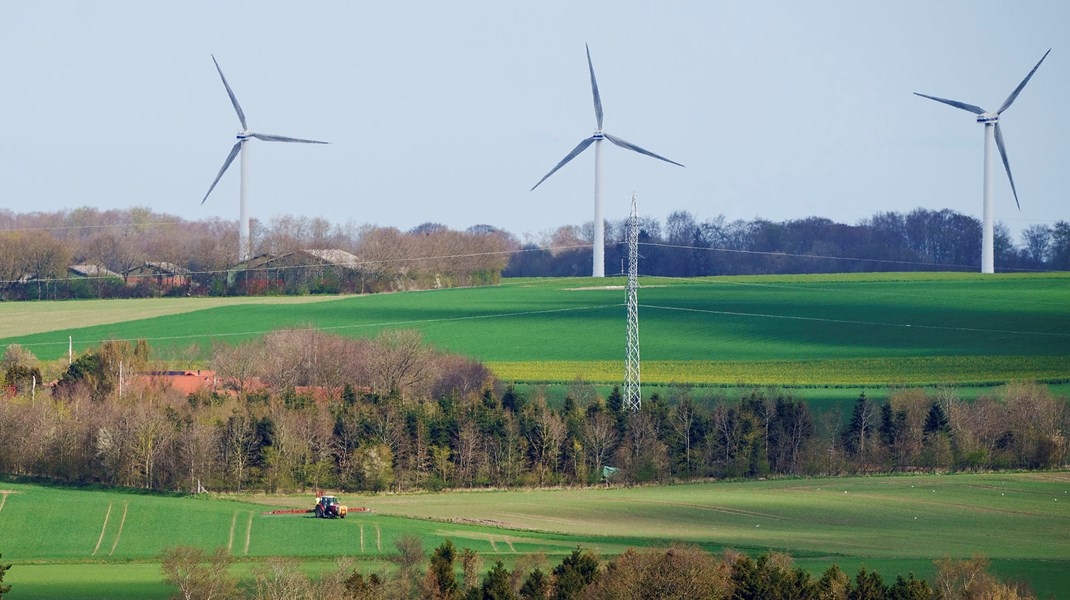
[244,511,253,555]
[0,493,9,513]
[497,512,573,528]
[228,511,238,552]
[92,503,113,556]
[611,497,794,522]
[109,502,128,556]
[847,491,1070,520]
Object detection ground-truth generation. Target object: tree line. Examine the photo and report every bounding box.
[2,205,1068,300]
[151,541,1035,600]
[1,334,1065,493]
[0,208,511,300]
[506,209,1070,277]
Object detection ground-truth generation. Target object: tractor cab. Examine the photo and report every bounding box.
[313,495,347,518]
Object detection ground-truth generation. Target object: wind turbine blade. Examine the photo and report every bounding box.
[998,48,1051,114]
[201,142,242,204]
[603,133,685,167]
[531,137,596,191]
[249,133,328,144]
[993,123,1020,209]
[211,54,248,130]
[586,44,603,130]
[913,93,985,115]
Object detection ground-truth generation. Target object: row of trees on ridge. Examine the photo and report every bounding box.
[1,334,1065,492]
[2,206,1068,300]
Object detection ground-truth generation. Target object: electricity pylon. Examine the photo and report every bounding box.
[624,193,641,412]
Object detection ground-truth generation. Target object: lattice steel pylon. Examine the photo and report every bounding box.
[624,193,642,412]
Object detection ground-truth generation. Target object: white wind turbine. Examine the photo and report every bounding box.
[201,55,328,262]
[915,49,1050,274]
[532,44,683,278]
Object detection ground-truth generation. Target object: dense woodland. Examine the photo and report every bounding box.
[0,207,1068,300]
[1,334,1065,493]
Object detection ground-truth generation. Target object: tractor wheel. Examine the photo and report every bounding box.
[314,506,323,518]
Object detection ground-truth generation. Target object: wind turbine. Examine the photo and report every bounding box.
[915,49,1050,274]
[532,44,683,278]
[202,54,328,262]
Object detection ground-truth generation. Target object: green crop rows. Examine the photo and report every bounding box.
[489,355,1070,386]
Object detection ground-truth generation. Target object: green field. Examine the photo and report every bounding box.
[2,272,1068,386]
[3,473,1069,598]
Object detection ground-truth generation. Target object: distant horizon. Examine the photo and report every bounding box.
[0,202,1056,247]
[2,1,1067,244]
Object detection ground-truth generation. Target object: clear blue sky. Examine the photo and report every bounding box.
[1,1,1067,242]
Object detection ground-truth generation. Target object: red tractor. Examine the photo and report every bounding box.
[313,495,348,519]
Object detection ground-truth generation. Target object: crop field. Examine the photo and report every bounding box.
[491,355,1070,386]
[0,294,343,338]
[1,272,1068,387]
[2,472,1069,598]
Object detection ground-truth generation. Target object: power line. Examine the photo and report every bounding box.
[4,237,1064,286]
[7,304,618,348]
[640,303,1070,338]
[0,245,591,285]
[8,285,1066,354]
[637,241,1062,274]
[637,275,1068,310]
[0,221,189,233]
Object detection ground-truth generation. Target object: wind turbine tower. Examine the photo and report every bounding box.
[915,49,1049,274]
[202,55,328,262]
[532,45,684,278]
[624,193,641,413]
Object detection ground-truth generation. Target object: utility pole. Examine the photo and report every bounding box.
[624,193,641,413]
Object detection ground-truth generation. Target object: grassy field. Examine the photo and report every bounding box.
[2,472,1069,598]
[1,272,1068,386]
[0,295,344,338]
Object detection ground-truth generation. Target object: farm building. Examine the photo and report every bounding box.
[123,261,191,291]
[67,264,122,280]
[228,249,364,294]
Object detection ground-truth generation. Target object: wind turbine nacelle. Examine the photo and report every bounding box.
[592,131,605,140]
[236,130,251,140]
[976,113,999,124]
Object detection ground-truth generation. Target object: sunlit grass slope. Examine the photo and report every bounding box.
[1,273,1067,385]
[3,472,1068,598]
